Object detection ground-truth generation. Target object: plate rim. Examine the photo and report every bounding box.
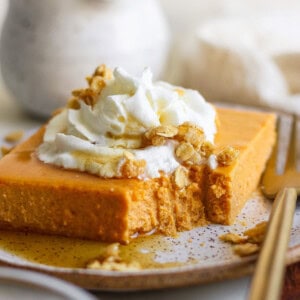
[0,243,300,291]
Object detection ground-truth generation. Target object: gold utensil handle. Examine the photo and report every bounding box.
[248,188,298,300]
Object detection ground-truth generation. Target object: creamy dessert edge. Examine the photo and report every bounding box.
[38,66,217,179]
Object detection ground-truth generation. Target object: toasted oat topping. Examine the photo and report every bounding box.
[219,221,267,257]
[175,142,195,161]
[200,141,215,158]
[176,122,205,149]
[243,221,267,244]
[91,64,113,80]
[173,166,190,189]
[88,74,107,92]
[67,64,111,109]
[216,146,239,166]
[144,125,178,146]
[232,243,260,257]
[71,88,98,107]
[67,97,81,110]
[142,122,220,168]
[151,125,178,138]
[219,233,248,244]
[4,130,24,143]
[187,151,203,165]
[86,243,141,271]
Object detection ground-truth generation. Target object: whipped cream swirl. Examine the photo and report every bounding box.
[38,67,217,179]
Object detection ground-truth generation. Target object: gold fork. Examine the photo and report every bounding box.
[248,114,300,300]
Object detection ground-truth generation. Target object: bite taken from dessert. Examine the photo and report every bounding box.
[0,65,276,244]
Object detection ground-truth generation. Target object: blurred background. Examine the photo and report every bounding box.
[0,0,300,117]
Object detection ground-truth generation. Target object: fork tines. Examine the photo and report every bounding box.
[296,117,300,172]
[276,114,300,174]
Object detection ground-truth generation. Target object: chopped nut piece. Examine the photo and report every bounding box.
[70,65,112,108]
[175,142,195,161]
[92,64,113,80]
[188,152,203,165]
[176,122,205,149]
[67,97,81,109]
[72,88,97,107]
[154,125,178,138]
[176,122,194,138]
[219,233,248,244]
[151,135,166,146]
[89,75,106,92]
[4,130,24,143]
[244,221,267,244]
[200,141,215,158]
[232,243,260,257]
[219,221,267,257]
[217,146,239,166]
[173,166,190,189]
[144,125,178,146]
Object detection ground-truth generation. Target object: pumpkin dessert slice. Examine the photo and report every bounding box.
[0,66,276,243]
[0,108,275,243]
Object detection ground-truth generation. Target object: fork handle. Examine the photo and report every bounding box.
[248,188,298,300]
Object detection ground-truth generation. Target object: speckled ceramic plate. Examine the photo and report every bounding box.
[1,125,300,291]
[0,191,300,291]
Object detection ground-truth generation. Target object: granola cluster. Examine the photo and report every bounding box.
[144,122,214,165]
[219,221,267,257]
[144,123,239,169]
[67,64,112,109]
[116,121,240,180]
[144,125,178,146]
[216,146,240,166]
[142,122,239,185]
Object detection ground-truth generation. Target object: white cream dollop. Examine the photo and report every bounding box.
[38,67,217,179]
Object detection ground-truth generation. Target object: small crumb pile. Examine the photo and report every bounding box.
[86,243,141,271]
[219,221,267,257]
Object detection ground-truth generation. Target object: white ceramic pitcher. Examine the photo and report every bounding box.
[0,0,170,117]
